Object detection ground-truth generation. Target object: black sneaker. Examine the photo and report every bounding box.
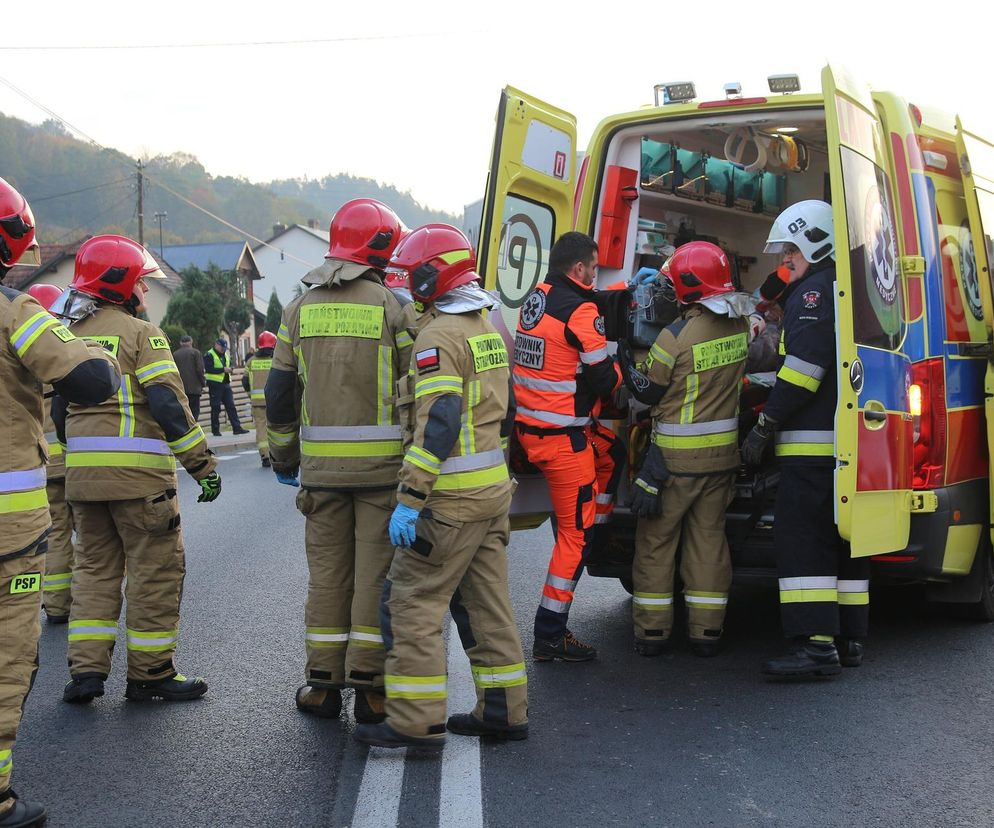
[63,673,105,704]
[762,639,841,678]
[261,457,271,468]
[0,789,46,828]
[837,638,864,667]
[533,629,597,662]
[211,432,222,437]
[295,685,342,719]
[354,722,445,751]
[125,673,208,702]
[353,689,386,724]
[446,713,528,741]
[634,637,668,657]
[232,428,249,436]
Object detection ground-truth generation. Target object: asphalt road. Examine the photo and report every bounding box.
[16,451,994,827]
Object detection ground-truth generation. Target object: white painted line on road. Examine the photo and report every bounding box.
[352,746,407,828]
[215,455,240,461]
[439,618,483,828]
[237,449,259,455]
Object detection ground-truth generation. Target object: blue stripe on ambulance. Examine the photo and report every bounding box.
[855,346,909,412]
[944,356,985,408]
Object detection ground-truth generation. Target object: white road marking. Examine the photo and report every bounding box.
[237,449,259,455]
[439,618,483,828]
[352,746,407,828]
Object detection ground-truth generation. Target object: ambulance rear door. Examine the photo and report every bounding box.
[822,65,914,556]
[478,87,577,525]
[954,118,994,544]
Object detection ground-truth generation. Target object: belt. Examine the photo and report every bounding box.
[515,422,584,437]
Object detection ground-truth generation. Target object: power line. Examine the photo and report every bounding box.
[45,189,137,246]
[30,177,133,203]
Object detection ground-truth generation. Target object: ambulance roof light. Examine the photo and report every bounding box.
[724,82,743,100]
[768,74,801,95]
[654,82,696,106]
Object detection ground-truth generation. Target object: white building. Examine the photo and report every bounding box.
[252,222,329,305]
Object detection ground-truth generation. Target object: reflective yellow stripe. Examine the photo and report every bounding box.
[0,488,48,514]
[779,588,839,604]
[838,592,870,606]
[778,329,785,356]
[459,380,480,456]
[415,375,463,399]
[774,443,835,457]
[471,662,527,688]
[777,364,822,392]
[653,431,737,450]
[406,445,442,474]
[384,674,448,700]
[377,345,394,426]
[168,426,206,453]
[66,452,177,471]
[434,463,509,491]
[301,440,402,457]
[278,322,291,344]
[268,429,296,447]
[0,749,11,775]
[48,442,64,456]
[11,311,59,357]
[648,342,675,369]
[136,360,179,384]
[680,374,698,424]
[396,331,414,349]
[117,375,135,438]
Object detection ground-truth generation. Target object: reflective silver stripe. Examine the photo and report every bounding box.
[439,448,505,474]
[126,632,177,647]
[579,347,608,364]
[685,595,728,606]
[776,430,834,444]
[349,630,384,643]
[300,425,402,441]
[546,574,578,592]
[0,467,46,494]
[633,595,673,606]
[655,418,738,436]
[69,624,116,636]
[306,632,349,643]
[783,355,827,379]
[837,579,870,592]
[0,753,10,773]
[67,436,171,455]
[594,515,609,524]
[778,576,838,590]
[595,494,613,504]
[540,595,572,613]
[473,667,527,685]
[44,431,58,444]
[388,680,447,694]
[517,407,591,427]
[512,375,578,393]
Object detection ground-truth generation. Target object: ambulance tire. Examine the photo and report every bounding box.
[965,541,994,622]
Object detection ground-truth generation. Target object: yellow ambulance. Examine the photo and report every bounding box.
[479,66,994,617]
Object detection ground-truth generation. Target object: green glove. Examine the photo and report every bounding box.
[197,471,222,503]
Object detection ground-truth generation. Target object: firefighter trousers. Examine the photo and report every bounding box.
[633,473,735,643]
[0,536,45,805]
[297,487,395,690]
[68,492,186,681]
[42,478,75,617]
[380,509,527,741]
[250,406,269,460]
[516,426,596,642]
[775,464,870,638]
[590,422,625,527]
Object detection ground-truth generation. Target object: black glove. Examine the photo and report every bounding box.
[617,339,665,406]
[629,443,670,518]
[741,412,778,467]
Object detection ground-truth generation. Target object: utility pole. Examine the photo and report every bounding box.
[136,159,144,245]
[154,211,168,258]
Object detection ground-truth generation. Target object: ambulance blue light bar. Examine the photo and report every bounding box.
[654,82,696,106]
[768,74,801,94]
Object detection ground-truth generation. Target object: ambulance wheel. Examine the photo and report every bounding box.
[965,542,994,622]
[619,576,634,595]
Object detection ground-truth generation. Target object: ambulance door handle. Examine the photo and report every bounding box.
[863,400,887,429]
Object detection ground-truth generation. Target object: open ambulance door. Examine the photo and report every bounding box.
[822,65,914,556]
[477,87,577,526]
[954,118,994,545]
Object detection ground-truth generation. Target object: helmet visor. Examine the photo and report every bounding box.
[140,248,165,279]
[18,240,41,267]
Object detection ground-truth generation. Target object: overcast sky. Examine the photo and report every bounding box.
[3,0,991,218]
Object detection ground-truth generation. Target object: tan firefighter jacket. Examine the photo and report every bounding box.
[266,258,416,489]
[244,347,273,408]
[1,289,119,554]
[396,305,514,523]
[43,391,65,481]
[640,304,748,475]
[65,303,216,501]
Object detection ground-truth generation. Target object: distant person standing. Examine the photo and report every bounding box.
[204,337,247,437]
[173,335,205,420]
[242,331,276,467]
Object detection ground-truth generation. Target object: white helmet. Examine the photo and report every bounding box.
[764,200,835,263]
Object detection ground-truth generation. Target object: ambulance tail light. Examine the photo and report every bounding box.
[910,359,946,489]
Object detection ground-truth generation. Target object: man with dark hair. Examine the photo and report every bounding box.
[173,335,205,421]
[512,231,622,662]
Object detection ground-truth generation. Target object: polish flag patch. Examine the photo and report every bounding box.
[415,347,440,374]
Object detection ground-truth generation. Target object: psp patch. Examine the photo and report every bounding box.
[594,315,606,336]
[10,573,40,594]
[148,335,170,350]
[415,347,441,375]
[802,290,821,309]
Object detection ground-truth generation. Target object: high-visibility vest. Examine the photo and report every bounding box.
[205,348,229,383]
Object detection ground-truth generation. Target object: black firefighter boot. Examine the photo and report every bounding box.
[353,689,386,724]
[837,638,864,667]
[295,685,342,719]
[63,673,106,704]
[762,637,842,678]
[0,789,46,828]
[125,672,208,702]
[446,713,528,741]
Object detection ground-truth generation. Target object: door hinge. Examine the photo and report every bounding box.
[909,491,938,513]
[900,256,926,276]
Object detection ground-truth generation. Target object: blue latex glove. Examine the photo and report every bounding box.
[389,503,420,547]
[275,470,299,487]
[632,266,660,286]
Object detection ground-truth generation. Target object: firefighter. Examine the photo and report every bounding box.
[512,231,621,662]
[204,337,248,437]
[27,284,78,624]
[354,224,527,750]
[740,200,869,677]
[59,234,222,705]
[242,330,276,467]
[0,179,120,828]
[617,242,749,657]
[265,198,413,723]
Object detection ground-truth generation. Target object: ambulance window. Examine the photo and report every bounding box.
[841,147,903,350]
[495,194,554,309]
[974,189,994,299]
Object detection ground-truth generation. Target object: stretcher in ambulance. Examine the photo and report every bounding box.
[478,67,994,618]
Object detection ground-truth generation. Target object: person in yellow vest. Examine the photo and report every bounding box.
[58,235,221,705]
[242,331,276,467]
[0,178,120,828]
[27,284,78,624]
[204,337,248,437]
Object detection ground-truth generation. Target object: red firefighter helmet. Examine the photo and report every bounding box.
[664,241,735,304]
[326,198,403,269]
[26,283,62,313]
[388,224,478,307]
[257,330,277,349]
[0,177,40,268]
[71,235,164,305]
